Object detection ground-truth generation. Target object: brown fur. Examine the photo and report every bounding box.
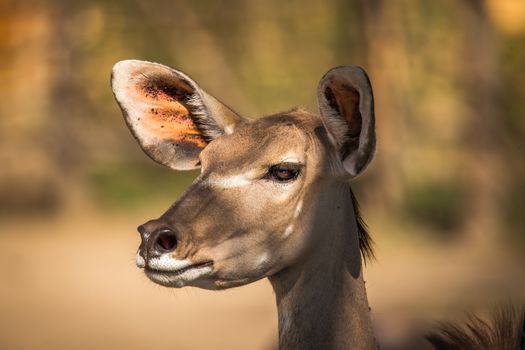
[112,61,380,349]
[426,305,525,350]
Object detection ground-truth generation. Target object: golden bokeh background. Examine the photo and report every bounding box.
[1,0,524,349]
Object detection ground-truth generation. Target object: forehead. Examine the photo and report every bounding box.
[201,110,322,169]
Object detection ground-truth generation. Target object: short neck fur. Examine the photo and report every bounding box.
[269,184,376,350]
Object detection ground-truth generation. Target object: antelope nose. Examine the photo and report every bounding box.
[137,220,179,257]
[152,228,178,252]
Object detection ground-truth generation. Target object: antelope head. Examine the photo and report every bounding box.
[111,60,375,290]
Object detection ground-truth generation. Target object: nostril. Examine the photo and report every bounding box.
[137,225,146,235]
[156,230,177,252]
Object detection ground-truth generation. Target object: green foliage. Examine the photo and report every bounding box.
[404,180,466,235]
[87,162,198,210]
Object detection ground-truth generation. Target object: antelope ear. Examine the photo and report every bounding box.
[317,66,376,177]
[111,60,245,170]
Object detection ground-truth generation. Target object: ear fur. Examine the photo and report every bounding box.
[317,66,376,177]
[111,60,244,170]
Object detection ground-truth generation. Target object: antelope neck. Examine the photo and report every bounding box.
[269,185,376,350]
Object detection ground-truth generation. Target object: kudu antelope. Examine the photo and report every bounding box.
[111,60,525,350]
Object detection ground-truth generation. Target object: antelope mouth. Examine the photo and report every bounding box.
[145,260,213,276]
[144,260,214,287]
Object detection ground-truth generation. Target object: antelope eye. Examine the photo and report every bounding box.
[267,164,300,182]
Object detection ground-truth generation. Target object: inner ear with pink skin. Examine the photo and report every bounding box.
[317,66,376,177]
[111,60,245,170]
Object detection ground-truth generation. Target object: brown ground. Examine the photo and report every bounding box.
[0,208,523,350]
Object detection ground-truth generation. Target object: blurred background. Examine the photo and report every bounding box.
[1,0,524,348]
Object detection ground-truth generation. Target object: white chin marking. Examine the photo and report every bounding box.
[146,254,213,287]
[179,266,213,283]
[148,255,192,272]
[206,170,256,188]
[136,254,146,268]
[148,265,213,288]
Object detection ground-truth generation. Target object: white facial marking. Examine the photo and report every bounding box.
[293,200,303,219]
[224,124,235,135]
[284,224,294,237]
[280,154,302,163]
[148,255,192,272]
[206,170,257,188]
[136,253,146,268]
